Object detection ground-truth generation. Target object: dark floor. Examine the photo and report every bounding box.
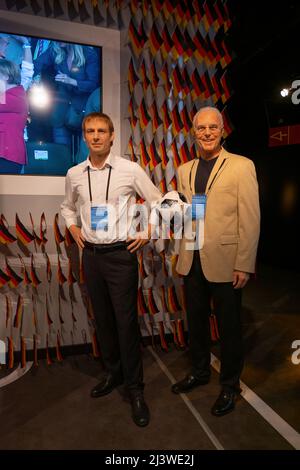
[0,264,299,450]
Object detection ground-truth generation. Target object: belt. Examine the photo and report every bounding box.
[84,240,128,254]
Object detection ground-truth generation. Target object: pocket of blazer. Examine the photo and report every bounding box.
[220,235,239,245]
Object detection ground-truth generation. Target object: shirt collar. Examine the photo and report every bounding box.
[84,152,115,171]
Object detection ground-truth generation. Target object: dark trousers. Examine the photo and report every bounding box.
[184,253,243,390]
[82,247,143,393]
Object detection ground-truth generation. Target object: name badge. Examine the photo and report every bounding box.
[91,205,109,231]
[192,194,206,220]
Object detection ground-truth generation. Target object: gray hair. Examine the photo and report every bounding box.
[193,106,224,129]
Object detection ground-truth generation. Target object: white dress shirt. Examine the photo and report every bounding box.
[61,153,162,244]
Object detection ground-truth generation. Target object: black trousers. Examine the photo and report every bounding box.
[184,253,243,390]
[82,247,143,393]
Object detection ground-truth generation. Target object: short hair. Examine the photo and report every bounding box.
[82,112,114,134]
[0,59,21,85]
[193,106,224,129]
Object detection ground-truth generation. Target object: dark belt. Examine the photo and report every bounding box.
[84,240,128,254]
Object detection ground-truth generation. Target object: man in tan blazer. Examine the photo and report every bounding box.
[172,106,260,416]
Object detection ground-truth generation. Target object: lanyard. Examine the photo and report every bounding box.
[87,165,112,203]
[189,157,225,194]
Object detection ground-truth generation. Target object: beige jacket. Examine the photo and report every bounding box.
[176,147,260,281]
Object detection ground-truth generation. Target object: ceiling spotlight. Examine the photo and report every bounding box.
[280,88,289,97]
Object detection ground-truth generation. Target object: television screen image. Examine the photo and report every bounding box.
[0,32,102,176]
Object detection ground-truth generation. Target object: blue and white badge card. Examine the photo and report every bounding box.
[91,205,109,231]
[192,194,206,220]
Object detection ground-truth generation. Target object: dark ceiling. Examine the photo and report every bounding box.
[225,1,300,270]
[226,0,300,154]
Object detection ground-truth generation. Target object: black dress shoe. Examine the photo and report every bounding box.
[171,374,210,394]
[130,394,150,427]
[211,389,239,416]
[90,375,123,398]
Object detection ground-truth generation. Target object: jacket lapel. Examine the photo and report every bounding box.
[181,159,199,203]
[204,147,230,194]
[191,158,199,195]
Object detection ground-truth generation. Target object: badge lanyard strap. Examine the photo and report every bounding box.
[87,165,112,203]
[189,157,225,194]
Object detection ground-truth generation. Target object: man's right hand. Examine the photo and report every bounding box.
[69,225,85,249]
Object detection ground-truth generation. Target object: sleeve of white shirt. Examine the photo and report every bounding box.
[132,163,162,205]
[20,60,34,91]
[60,172,79,228]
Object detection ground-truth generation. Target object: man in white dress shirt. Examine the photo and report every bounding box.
[61,112,161,427]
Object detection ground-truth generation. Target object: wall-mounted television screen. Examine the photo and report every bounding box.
[0,31,102,176]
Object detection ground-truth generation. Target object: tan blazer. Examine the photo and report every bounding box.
[176,147,260,282]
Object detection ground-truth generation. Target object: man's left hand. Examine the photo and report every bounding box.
[233,270,250,289]
[126,235,149,253]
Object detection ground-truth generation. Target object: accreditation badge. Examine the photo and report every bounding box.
[90,205,109,231]
[192,194,206,221]
[184,194,206,251]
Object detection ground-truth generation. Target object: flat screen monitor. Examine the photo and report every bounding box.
[0,31,102,176]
